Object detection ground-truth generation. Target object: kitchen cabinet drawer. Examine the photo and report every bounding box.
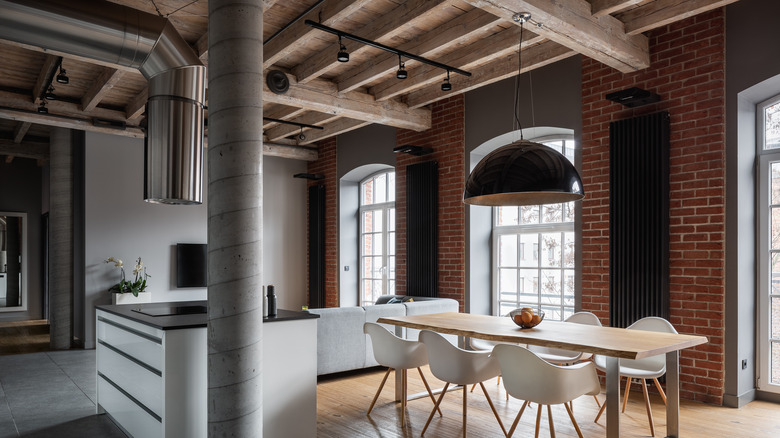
[98,375,162,438]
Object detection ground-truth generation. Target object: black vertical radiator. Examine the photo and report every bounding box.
[609,111,670,328]
[308,184,326,308]
[406,161,438,297]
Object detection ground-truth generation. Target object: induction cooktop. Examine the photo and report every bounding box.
[132,304,207,317]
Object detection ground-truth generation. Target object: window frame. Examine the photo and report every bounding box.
[491,136,578,321]
[358,170,396,306]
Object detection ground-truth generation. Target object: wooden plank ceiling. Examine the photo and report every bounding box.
[0,0,738,162]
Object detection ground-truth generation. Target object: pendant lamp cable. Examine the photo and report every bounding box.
[513,18,525,140]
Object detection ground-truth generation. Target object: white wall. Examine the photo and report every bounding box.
[83,132,308,347]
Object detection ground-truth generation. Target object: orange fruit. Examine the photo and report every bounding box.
[521,307,534,312]
[513,314,524,325]
[531,314,542,325]
[520,311,533,325]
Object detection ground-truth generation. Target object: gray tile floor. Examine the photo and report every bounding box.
[0,350,125,438]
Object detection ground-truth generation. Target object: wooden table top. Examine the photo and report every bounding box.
[377,312,708,360]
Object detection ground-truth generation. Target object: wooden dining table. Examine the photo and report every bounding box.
[376,312,708,438]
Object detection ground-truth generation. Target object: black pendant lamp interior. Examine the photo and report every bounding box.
[463,13,584,207]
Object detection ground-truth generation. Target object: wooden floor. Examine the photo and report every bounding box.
[0,319,50,355]
[317,366,780,437]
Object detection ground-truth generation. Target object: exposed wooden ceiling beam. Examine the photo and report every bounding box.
[406,40,576,109]
[620,0,740,35]
[125,88,148,120]
[263,0,374,70]
[264,0,283,8]
[0,138,49,161]
[13,122,31,143]
[337,8,502,93]
[82,68,124,112]
[263,105,307,129]
[264,112,339,142]
[262,72,431,131]
[261,140,318,161]
[590,0,645,17]
[463,0,649,73]
[297,118,371,145]
[371,26,533,102]
[293,0,450,84]
[33,55,60,105]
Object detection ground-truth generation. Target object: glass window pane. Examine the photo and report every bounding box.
[563,232,575,268]
[388,279,395,294]
[563,270,575,306]
[541,233,562,268]
[373,210,383,232]
[772,163,780,205]
[375,174,387,203]
[388,232,396,255]
[362,211,371,233]
[388,257,395,279]
[373,257,383,276]
[765,102,780,150]
[499,302,516,316]
[772,342,780,384]
[545,141,563,154]
[541,269,561,305]
[499,268,517,295]
[773,253,780,295]
[772,297,780,339]
[520,205,539,224]
[499,235,517,267]
[519,269,537,301]
[542,203,563,224]
[773,208,780,249]
[362,234,373,257]
[362,179,374,205]
[373,234,383,256]
[519,234,538,267]
[497,207,519,226]
[388,208,396,232]
[541,305,563,322]
[564,201,575,223]
[388,172,396,202]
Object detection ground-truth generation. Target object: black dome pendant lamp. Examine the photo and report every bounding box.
[463,13,584,207]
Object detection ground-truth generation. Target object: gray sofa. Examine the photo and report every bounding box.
[307,296,459,375]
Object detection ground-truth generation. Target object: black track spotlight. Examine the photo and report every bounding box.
[441,70,452,91]
[56,65,69,84]
[37,101,48,114]
[336,35,349,62]
[44,85,57,100]
[396,55,407,80]
[298,127,306,141]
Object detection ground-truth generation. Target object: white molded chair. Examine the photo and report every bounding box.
[493,344,601,438]
[419,330,507,437]
[363,322,440,427]
[528,311,603,408]
[593,316,676,436]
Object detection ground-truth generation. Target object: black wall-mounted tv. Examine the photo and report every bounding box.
[177,243,207,288]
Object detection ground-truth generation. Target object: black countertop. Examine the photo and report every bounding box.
[96,300,318,331]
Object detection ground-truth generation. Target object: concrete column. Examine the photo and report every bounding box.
[49,127,73,349]
[207,1,264,436]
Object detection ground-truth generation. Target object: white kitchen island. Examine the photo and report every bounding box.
[95,301,319,438]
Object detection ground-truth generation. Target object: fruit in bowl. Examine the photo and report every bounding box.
[509,308,545,328]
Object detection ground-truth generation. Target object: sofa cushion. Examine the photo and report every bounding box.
[404,298,459,341]
[307,306,366,375]
[363,303,406,367]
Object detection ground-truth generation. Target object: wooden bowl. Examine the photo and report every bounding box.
[508,308,545,328]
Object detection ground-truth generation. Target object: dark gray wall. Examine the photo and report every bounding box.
[725,0,780,406]
[0,158,43,322]
[464,56,583,315]
[337,124,396,179]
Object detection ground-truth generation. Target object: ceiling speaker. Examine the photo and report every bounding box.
[267,70,290,95]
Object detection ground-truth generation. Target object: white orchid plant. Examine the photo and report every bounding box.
[104,256,150,296]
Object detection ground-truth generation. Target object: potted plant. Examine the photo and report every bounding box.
[105,256,152,304]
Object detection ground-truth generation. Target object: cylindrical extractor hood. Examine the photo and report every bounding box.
[0,0,206,204]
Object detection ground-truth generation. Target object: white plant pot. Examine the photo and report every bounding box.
[112,292,152,305]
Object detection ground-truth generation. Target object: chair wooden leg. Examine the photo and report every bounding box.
[421,382,449,436]
[622,376,632,413]
[535,403,543,438]
[641,379,656,437]
[547,404,556,438]
[564,401,585,438]
[594,399,606,423]
[480,382,507,437]
[462,384,468,438]
[507,400,529,438]
[417,367,442,417]
[593,394,601,408]
[401,369,407,428]
[497,375,501,386]
[367,368,391,415]
[470,383,476,392]
[653,377,667,405]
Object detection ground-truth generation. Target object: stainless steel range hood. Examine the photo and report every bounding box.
[0,0,206,204]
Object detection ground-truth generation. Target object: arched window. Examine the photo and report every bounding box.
[359,170,396,306]
[492,135,577,321]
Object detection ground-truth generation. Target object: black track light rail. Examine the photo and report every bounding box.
[263,117,325,130]
[304,20,471,78]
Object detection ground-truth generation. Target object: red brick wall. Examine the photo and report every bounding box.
[581,10,725,404]
[307,138,339,308]
[396,95,467,310]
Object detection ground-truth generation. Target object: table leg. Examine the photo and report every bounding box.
[605,356,621,438]
[394,325,404,401]
[665,350,680,438]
